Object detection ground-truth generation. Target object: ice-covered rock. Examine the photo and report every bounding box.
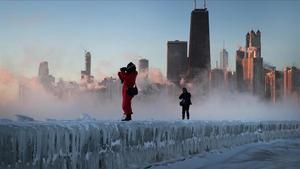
[15,114,35,122]
[0,120,300,169]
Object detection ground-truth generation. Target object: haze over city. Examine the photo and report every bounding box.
[0,0,299,81]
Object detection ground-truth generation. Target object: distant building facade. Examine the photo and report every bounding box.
[236,47,245,91]
[264,65,276,103]
[139,59,149,79]
[38,61,55,90]
[235,30,264,96]
[81,51,94,83]
[283,66,300,99]
[210,68,225,89]
[167,40,188,85]
[220,48,228,70]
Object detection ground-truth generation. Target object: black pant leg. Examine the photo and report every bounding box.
[182,106,185,119]
[186,105,190,119]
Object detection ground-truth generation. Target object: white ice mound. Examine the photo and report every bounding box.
[78,113,96,121]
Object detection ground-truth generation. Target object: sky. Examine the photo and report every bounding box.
[0,0,299,82]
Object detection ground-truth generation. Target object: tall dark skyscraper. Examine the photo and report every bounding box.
[187,7,211,80]
[167,40,188,85]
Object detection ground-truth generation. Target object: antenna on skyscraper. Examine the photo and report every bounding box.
[193,0,197,9]
[223,40,225,49]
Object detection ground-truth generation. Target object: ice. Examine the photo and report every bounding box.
[0,120,300,169]
[150,139,300,169]
[15,114,35,122]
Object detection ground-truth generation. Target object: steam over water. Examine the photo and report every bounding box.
[0,67,299,122]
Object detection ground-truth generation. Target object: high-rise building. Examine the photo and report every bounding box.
[283,66,300,98]
[236,47,245,91]
[139,59,149,79]
[243,30,264,96]
[81,51,94,83]
[264,65,276,103]
[187,7,211,80]
[225,71,236,92]
[246,30,261,57]
[85,52,91,76]
[38,61,55,90]
[220,48,228,70]
[38,61,49,77]
[275,71,284,102]
[210,68,225,89]
[167,40,188,85]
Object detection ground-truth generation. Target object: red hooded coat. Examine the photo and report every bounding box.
[118,70,138,115]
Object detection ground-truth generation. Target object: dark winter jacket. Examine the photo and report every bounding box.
[179,92,192,106]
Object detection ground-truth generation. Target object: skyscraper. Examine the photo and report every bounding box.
[85,51,91,76]
[139,59,149,79]
[246,30,261,57]
[187,7,211,80]
[139,59,149,72]
[38,61,55,90]
[236,47,245,91]
[220,48,228,70]
[38,61,49,77]
[81,51,94,83]
[264,65,276,103]
[243,30,264,96]
[167,40,188,85]
[283,66,300,98]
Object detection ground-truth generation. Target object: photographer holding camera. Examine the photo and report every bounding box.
[118,62,138,121]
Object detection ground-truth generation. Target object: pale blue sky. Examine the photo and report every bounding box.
[0,0,299,81]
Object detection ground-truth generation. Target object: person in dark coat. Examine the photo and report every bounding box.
[179,87,192,120]
[118,62,138,121]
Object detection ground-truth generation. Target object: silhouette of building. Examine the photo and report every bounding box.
[99,77,121,100]
[81,51,94,83]
[167,40,188,85]
[225,71,236,92]
[236,47,245,91]
[139,59,149,79]
[220,48,228,70]
[210,68,225,89]
[187,7,211,81]
[38,61,55,90]
[39,61,49,77]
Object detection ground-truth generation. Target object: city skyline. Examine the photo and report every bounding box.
[0,0,299,81]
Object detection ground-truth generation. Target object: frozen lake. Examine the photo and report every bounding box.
[151,139,300,169]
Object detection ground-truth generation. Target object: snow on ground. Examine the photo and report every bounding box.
[150,139,300,169]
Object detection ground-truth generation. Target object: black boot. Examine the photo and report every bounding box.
[122,114,132,121]
[127,114,132,121]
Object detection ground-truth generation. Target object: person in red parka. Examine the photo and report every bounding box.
[118,62,138,121]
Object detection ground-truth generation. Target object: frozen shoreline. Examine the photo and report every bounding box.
[0,120,300,169]
[150,138,300,169]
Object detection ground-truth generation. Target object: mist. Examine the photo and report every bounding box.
[0,66,299,122]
